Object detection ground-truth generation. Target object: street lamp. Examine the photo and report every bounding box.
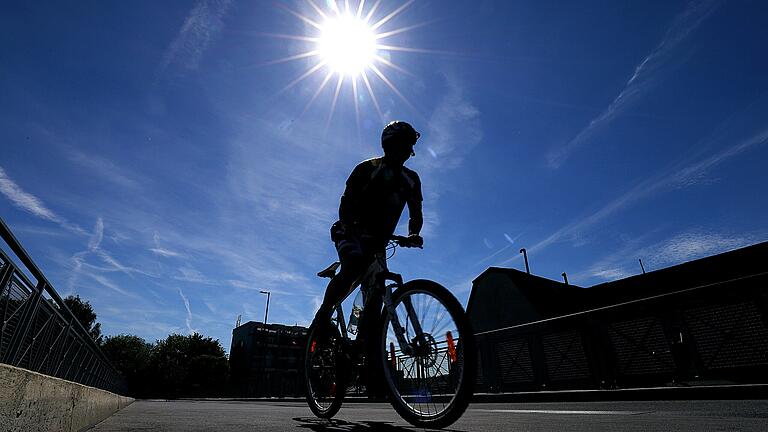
[260,291,271,324]
[519,248,530,274]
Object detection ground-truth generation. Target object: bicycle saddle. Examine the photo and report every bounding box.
[317,261,341,278]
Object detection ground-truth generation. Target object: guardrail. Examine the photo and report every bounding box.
[473,271,768,393]
[0,218,126,394]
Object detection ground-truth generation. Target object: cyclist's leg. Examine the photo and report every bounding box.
[359,292,386,398]
[312,236,367,329]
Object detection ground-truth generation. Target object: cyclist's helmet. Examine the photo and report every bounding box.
[381,120,420,156]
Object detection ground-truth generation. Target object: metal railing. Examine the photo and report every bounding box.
[473,271,768,393]
[0,217,126,394]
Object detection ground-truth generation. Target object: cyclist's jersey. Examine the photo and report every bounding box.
[337,157,423,248]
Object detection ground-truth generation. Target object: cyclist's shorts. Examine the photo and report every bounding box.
[331,221,362,258]
[331,220,382,261]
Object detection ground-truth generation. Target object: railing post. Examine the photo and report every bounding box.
[74,351,93,385]
[63,343,84,381]
[0,263,13,352]
[53,320,75,377]
[37,322,68,376]
[0,262,13,295]
[4,281,45,365]
[1,218,126,392]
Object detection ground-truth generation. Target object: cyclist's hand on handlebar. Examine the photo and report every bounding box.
[404,234,424,248]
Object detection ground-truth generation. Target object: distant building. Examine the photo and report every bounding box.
[467,241,768,331]
[229,322,308,397]
[467,241,768,392]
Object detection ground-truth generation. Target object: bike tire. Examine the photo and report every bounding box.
[304,321,346,419]
[377,279,476,429]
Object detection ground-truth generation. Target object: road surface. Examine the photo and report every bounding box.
[89,399,768,431]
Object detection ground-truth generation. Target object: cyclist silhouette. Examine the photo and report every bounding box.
[312,120,424,330]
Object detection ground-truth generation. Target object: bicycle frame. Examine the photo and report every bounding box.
[331,252,417,356]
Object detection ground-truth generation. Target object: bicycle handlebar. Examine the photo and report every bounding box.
[390,235,423,249]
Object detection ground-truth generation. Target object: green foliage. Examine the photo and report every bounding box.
[63,295,102,344]
[101,334,153,397]
[102,332,229,398]
[150,333,229,398]
[53,295,229,398]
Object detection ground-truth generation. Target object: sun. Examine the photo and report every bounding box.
[317,14,377,76]
[267,0,431,126]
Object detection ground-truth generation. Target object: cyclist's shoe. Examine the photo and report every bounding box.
[310,307,335,338]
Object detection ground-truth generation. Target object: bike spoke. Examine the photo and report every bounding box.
[384,289,466,418]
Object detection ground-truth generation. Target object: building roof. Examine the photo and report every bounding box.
[466,241,768,333]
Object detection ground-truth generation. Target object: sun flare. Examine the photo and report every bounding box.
[268,0,429,127]
[318,14,377,76]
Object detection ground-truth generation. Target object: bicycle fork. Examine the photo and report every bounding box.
[379,273,424,357]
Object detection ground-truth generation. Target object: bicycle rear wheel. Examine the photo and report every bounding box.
[378,279,476,428]
[304,321,346,418]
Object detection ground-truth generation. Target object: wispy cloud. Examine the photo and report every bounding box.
[177,287,196,334]
[502,124,768,266]
[0,166,62,223]
[648,230,764,268]
[150,232,181,257]
[67,150,141,189]
[88,217,104,251]
[66,217,147,297]
[582,229,766,283]
[175,266,215,284]
[547,0,722,169]
[159,0,232,73]
[422,74,482,170]
[474,231,524,266]
[85,271,136,298]
[0,166,86,235]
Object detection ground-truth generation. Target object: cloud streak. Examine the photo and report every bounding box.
[0,165,86,235]
[547,0,722,169]
[582,229,766,283]
[423,74,482,170]
[151,232,181,257]
[177,287,196,334]
[502,125,768,266]
[160,0,232,73]
[67,150,141,189]
[0,166,62,223]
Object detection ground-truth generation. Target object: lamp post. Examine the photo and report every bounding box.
[260,291,271,324]
[520,248,530,274]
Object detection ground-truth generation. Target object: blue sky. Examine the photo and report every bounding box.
[2,0,767,350]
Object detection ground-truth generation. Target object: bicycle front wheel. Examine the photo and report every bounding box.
[378,279,476,428]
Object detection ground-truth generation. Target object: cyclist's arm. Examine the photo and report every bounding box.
[406,172,424,236]
[407,200,423,236]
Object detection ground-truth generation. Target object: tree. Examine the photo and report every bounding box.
[149,333,229,398]
[63,295,102,344]
[101,334,153,397]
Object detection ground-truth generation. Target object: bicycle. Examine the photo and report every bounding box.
[304,235,476,429]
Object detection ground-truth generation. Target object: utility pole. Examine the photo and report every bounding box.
[520,248,530,274]
[260,291,271,324]
[639,259,646,274]
[562,272,569,286]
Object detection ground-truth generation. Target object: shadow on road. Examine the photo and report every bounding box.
[292,417,463,432]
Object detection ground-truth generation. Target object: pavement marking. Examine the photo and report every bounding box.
[475,409,651,415]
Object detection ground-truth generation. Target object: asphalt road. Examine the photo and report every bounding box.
[89,399,768,431]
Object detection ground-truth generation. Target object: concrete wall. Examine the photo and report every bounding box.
[0,363,133,432]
